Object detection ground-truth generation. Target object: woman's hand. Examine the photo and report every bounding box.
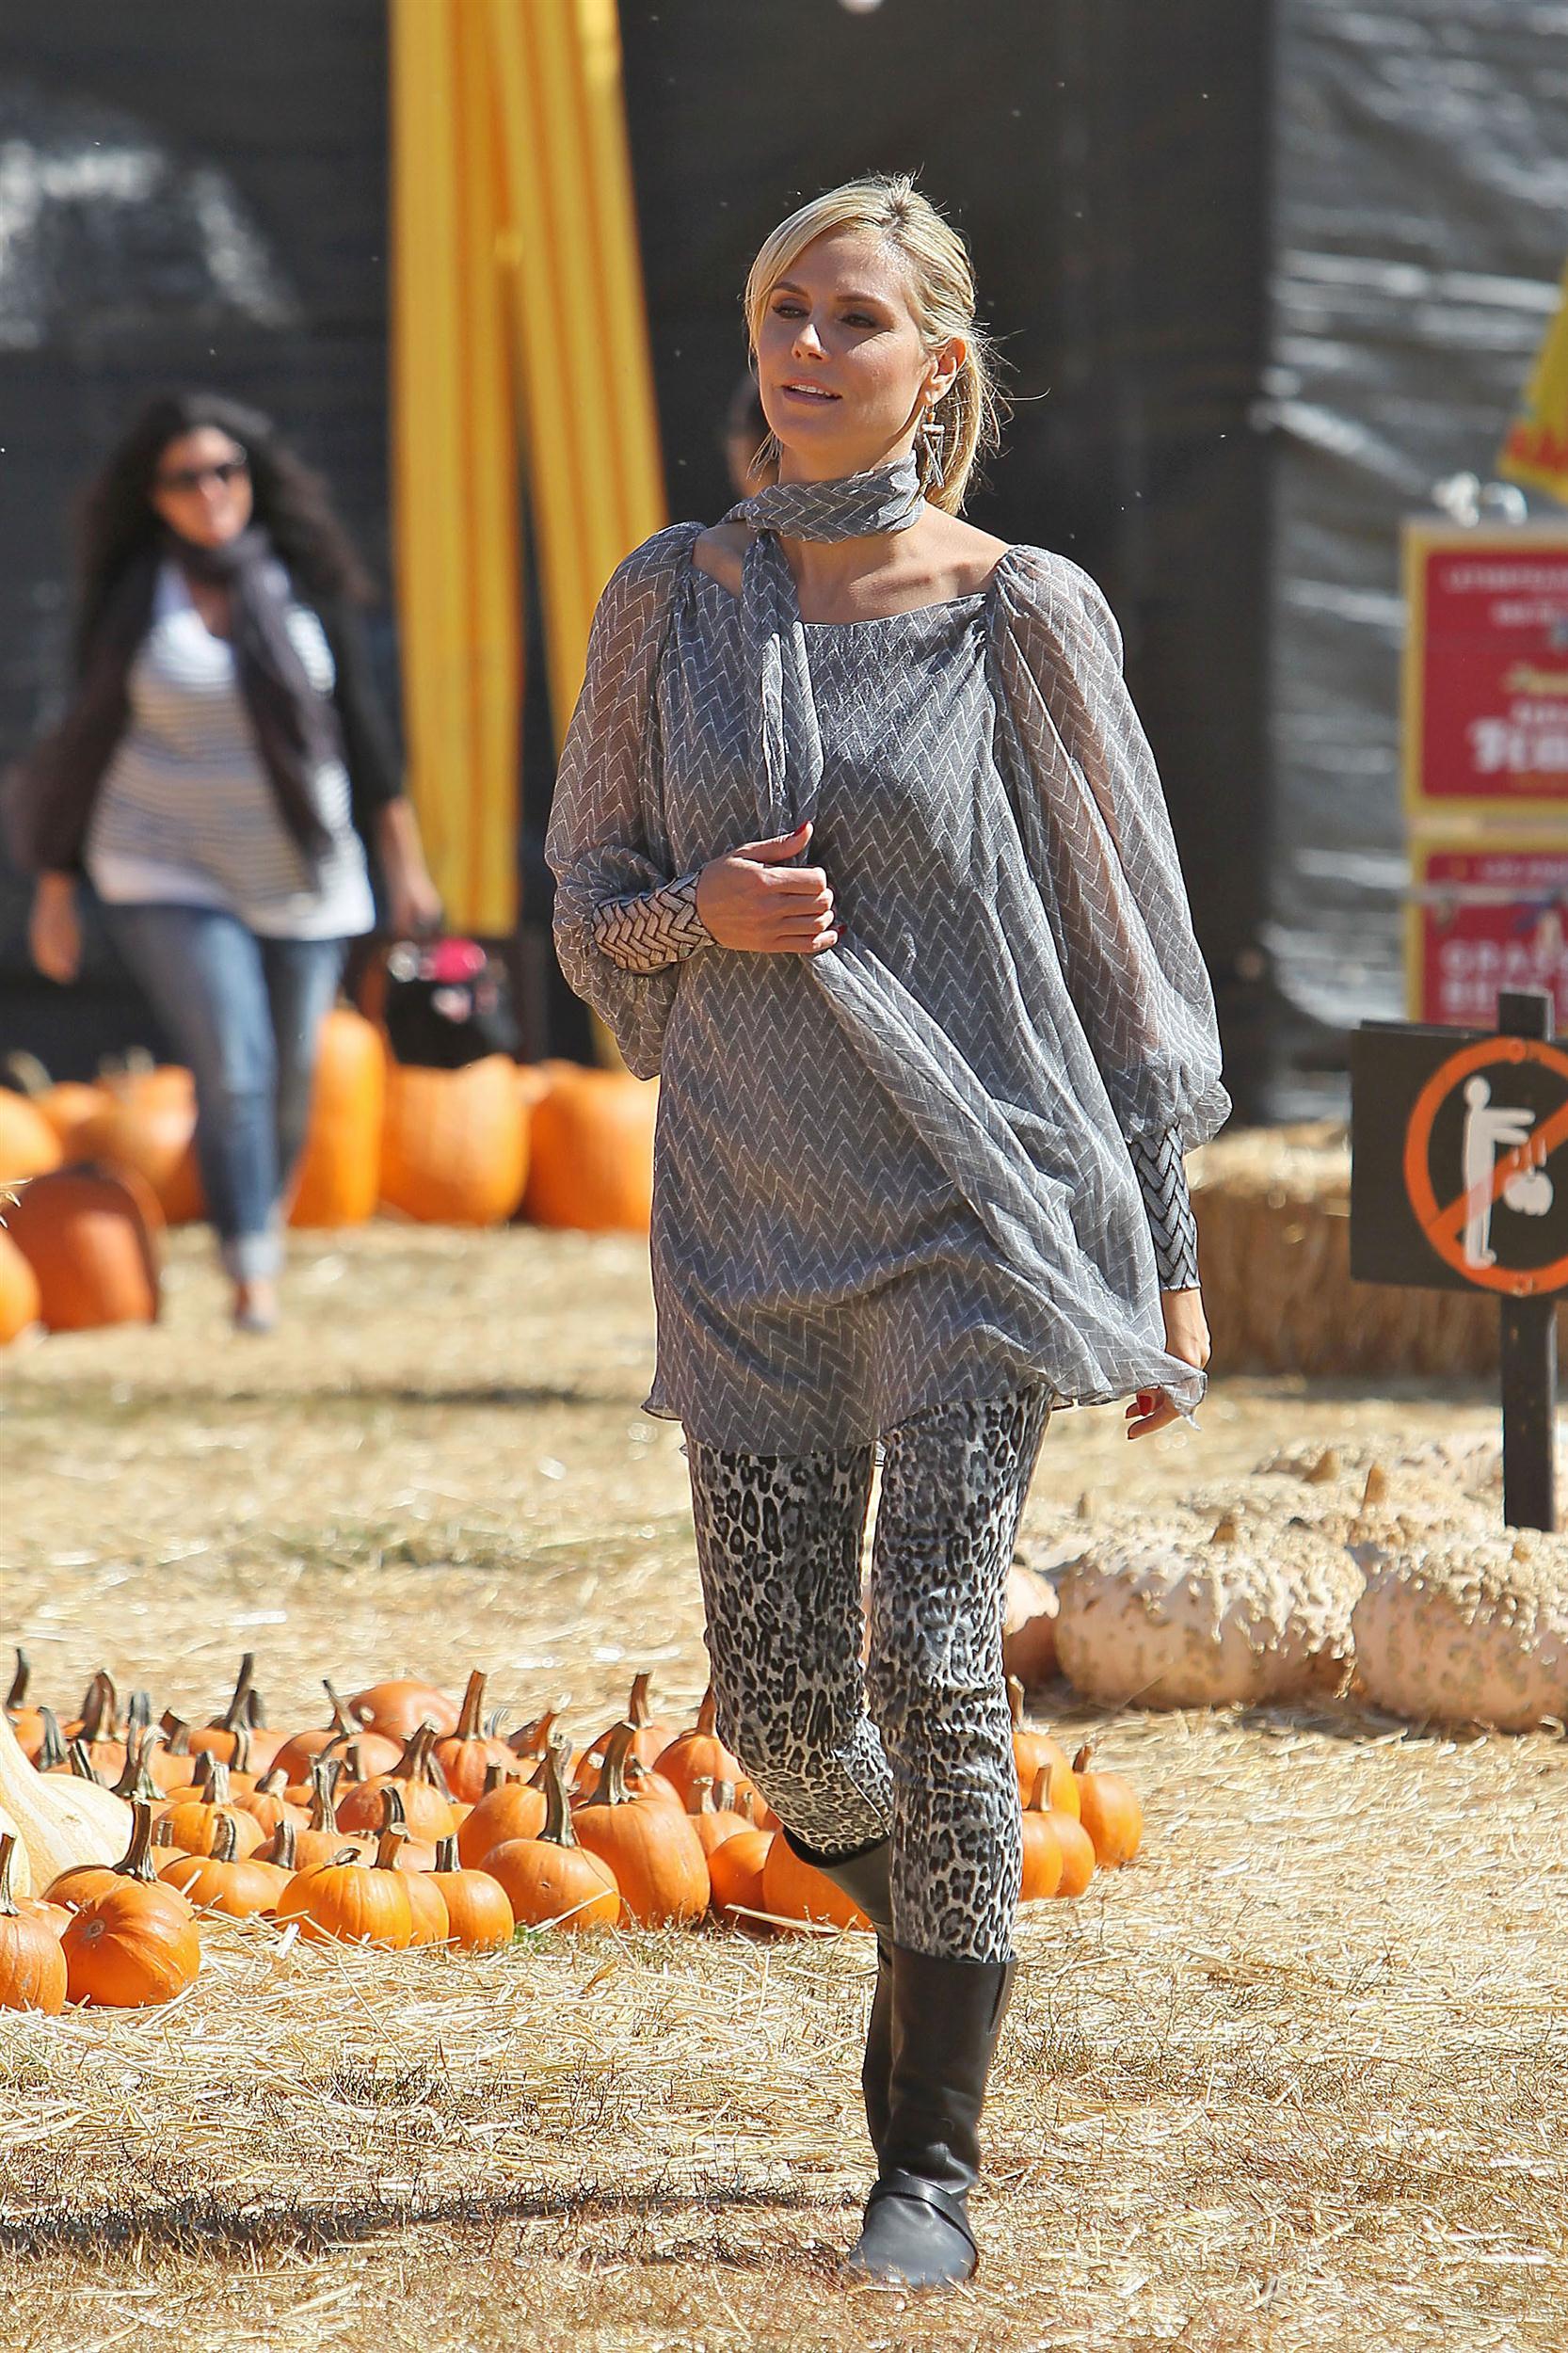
[29,874,81,984]
[1126,1286,1211,1441]
[376,798,444,939]
[696,820,840,955]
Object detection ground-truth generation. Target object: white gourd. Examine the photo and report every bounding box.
[0,1801,34,1897]
[0,1705,131,1886]
[1352,1532,1568,1732]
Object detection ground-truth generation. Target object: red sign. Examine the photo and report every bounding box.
[1409,843,1568,1028]
[1404,524,1568,817]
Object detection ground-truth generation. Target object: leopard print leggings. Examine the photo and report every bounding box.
[686,1382,1053,1964]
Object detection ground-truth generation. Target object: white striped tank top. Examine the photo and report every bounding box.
[85,559,376,940]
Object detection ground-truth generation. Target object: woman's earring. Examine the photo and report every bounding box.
[919,406,947,491]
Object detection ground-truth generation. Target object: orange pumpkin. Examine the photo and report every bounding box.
[428,1835,514,1949]
[345,1676,460,1741]
[707,1829,773,1929]
[273,1847,413,1947]
[160,1811,292,1918]
[683,1777,756,1860]
[572,1723,709,1927]
[520,1063,654,1233]
[4,1162,162,1331]
[289,1008,386,1226]
[154,1761,266,1860]
[0,1833,67,2013]
[1018,1804,1064,1901]
[575,1673,680,1797]
[760,1835,872,1933]
[58,1816,200,2009]
[334,1725,456,1844]
[456,1764,547,1866]
[1047,1806,1097,1897]
[378,1055,527,1226]
[72,1064,204,1224]
[430,1671,517,1804]
[485,1745,619,1931]
[33,1079,109,1150]
[1071,1746,1143,1867]
[655,1689,760,1817]
[0,1091,63,1182]
[1009,1677,1079,1816]
[0,1232,40,1346]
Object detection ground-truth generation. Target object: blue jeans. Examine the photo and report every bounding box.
[102,904,347,1282]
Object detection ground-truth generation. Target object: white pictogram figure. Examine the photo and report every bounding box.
[1461,1075,1554,1268]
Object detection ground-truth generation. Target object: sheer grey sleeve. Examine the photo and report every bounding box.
[991,549,1232,1156]
[545,523,705,1077]
[590,870,713,974]
[1128,1123,1201,1289]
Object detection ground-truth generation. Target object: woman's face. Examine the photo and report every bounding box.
[754,228,963,481]
[149,425,254,546]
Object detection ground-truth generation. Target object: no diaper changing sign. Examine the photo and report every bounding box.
[1352,986,1564,1528]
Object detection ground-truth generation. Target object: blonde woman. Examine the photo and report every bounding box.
[548,175,1228,2289]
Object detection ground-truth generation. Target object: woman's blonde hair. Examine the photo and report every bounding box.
[741,173,1005,515]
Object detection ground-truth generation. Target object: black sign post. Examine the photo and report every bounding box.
[1350,985,1563,1531]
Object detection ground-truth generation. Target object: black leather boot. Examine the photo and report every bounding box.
[780,1829,893,2156]
[843,1945,1016,2290]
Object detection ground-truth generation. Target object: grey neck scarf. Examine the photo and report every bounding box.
[720,451,926,836]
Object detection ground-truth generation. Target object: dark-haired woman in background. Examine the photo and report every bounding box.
[19,392,440,1331]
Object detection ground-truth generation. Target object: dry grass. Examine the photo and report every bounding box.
[2,1222,1565,2352]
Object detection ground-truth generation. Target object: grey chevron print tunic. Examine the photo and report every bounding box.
[547,467,1231,1453]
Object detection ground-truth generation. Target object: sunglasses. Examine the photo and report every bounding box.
[155,454,249,494]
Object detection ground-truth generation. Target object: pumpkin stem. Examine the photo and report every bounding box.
[209,1811,241,1865]
[113,1723,165,1802]
[160,1711,194,1757]
[538,1739,577,1847]
[67,1737,106,1786]
[35,1705,66,1771]
[434,1833,460,1873]
[1071,1744,1093,1775]
[244,1683,269,1730]
[455,1670,487,1743]
[1006,1673,1026,1730]
[256,1765,289,1798]
[78,1669,118,1744]
[0,1832,20,1914]
[217,1651,256,1734]
[207,1758,233,1808]
[323,1681,358,1737]
[228,1720,253,1777]
[714,1778,737,1814]
[264,1817,299,1869]
[374,1785,410,1871]
[480,1758,520,1796]
[626,1673,653,1729]
[308,1756,343,1831]
[127,1689,152,1734]
[580,1721,635,1811]
[1030,1766,1050,1811]
[696,1687,718,1737]
[686,1773,715,1817]
[5,1647,29,1713]
[114,1800,163,1884]
[506,1702,565,1760]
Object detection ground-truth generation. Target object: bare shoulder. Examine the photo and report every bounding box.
[917,507,1013,597]
[692,521,747,600]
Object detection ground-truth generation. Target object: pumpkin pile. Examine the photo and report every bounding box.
[0,1653,1144,2011]
[0,1032,658,1342]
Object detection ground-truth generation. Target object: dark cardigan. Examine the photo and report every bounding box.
[17,583,406,877]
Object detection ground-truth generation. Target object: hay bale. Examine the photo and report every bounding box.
[1190,1121,1551,1377]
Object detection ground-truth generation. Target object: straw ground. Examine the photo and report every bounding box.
[2,1224,1564,2351]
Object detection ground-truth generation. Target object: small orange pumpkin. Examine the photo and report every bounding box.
[288,1007,386,1227]
[428,1835,514,1950]
[707,1829,774,1930]
[0,1833,67,2013]
[485,1744,619,1931]
[572,1722,709,1928]
[1071,1746,1143,1866]
[760,1834,871,1933]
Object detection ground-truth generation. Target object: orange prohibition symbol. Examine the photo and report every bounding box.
[1402,1034,1568,1297]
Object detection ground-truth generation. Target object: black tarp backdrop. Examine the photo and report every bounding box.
[615,0,1275,1119]
[0,0,396,1074]
[1269,0,1568,1080]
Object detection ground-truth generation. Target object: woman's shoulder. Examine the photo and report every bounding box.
[604,520,707,605]
[990,542,1121,658]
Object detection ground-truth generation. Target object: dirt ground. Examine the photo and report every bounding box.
[1,1223,1564,2353]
